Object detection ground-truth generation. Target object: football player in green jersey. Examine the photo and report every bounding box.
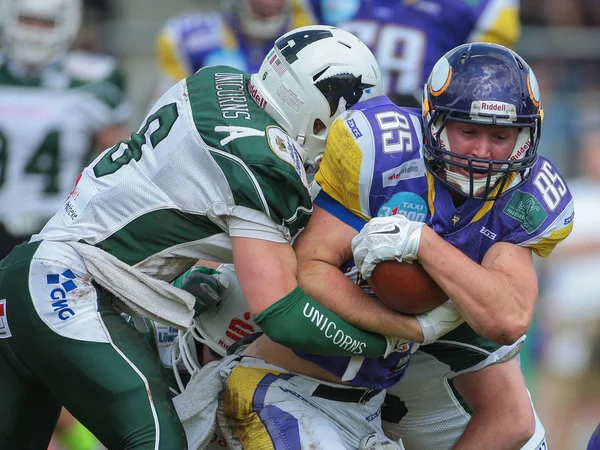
[0,24,436,449]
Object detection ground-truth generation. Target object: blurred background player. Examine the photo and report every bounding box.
[0,0,129,260]
[153,0,314,98]
[302,0,520,106]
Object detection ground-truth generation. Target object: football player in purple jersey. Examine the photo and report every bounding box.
[302,0,520,106]
[243,42,569,449]
[343,43,571,449]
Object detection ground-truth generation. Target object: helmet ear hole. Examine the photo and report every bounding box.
[313,119,325,135]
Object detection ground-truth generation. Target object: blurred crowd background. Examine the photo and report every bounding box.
[11,0,598,448]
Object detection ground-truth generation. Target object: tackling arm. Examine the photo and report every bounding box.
[293,205,424,342]
[231,235,408,356]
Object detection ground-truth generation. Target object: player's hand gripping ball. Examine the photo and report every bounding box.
[352,215,447,314]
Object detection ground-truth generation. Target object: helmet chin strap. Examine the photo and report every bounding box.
[294,113,313,164]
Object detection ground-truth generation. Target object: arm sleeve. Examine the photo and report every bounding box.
[254,286,388,357]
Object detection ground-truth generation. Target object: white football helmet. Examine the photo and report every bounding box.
[1,0,82,67]
[250,25,382,165]
[170,264,258,392]
[234,0,292,41]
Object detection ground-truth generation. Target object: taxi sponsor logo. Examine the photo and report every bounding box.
[377,192,427,223]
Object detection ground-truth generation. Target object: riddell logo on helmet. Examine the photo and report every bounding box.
[510,139,531,160]
[248,81,268,110]
[480,101,508,112]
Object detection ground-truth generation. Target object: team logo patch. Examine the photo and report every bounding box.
[266,126,308,187]
[377,192,427,222]
[0,299,12,338]
[503,190,548,234]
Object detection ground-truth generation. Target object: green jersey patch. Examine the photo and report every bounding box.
[503,190,548,234]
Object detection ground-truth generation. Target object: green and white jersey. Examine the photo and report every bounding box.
[0,50,128,235]
[34,66,312,282]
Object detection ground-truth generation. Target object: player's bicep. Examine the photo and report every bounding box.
[482,241,538,304]
[232,236,299,316]
[293,204,357,269]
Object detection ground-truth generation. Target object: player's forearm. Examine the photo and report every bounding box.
[254,286,390,356]
[298,259,424,342]
[417,227,530,345]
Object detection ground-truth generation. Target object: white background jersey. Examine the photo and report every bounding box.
[0,51,128,235]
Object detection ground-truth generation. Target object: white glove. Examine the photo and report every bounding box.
[383,336,412,358]
[416,299,465,345]
[352,215,425,279]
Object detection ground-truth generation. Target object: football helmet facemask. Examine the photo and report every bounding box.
[423,42,543,201]
[170,265,257,392]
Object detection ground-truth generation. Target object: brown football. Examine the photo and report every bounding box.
[367,260,448,314]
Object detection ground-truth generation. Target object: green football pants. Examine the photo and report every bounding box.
[0,241,187,450]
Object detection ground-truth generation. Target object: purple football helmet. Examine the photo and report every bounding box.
[423,42,542,201]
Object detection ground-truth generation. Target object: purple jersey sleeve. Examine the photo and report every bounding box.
[497,157,574,257]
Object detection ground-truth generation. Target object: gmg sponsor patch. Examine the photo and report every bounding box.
[0,299,12,338]
[377,192,428,222]
[503,190,548,234]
